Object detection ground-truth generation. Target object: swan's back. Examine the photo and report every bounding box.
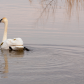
[1,38,23,49]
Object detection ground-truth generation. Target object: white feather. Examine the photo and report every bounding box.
[1,38,23,49]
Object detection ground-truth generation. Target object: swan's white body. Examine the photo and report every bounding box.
[0,17,24,50]
[1,38,24,50]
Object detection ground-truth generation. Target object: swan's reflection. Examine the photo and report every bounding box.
[1,50,24,57]
[1,50,24,78]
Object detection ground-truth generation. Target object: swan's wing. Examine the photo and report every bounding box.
[10,46,24,50]
[1,38,23,49]
[8,38,23,46]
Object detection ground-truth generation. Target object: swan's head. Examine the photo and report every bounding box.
[0,17,8,24]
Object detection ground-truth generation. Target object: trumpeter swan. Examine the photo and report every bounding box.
[0,17,29,51]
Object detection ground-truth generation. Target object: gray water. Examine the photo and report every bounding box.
[0,0,84,84]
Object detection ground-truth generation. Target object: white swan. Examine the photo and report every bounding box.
[0,17,29,51]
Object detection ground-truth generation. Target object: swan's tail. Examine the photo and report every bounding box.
[24,47,30,51]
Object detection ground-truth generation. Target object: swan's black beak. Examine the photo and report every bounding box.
[0,19,2,23]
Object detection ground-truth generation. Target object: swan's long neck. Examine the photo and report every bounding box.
[2,22,8,42]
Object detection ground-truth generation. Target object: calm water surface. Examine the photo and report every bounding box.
[0,0,84,84]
